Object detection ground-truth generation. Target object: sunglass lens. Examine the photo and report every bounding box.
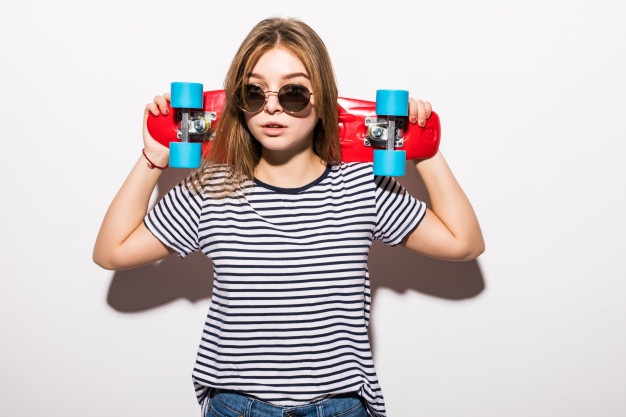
[278,84,311,113]
[242,84,265,112]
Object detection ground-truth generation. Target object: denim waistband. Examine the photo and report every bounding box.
[208,389,366,417]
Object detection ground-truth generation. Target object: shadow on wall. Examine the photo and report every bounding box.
[107,167,214,312]
[107,161,485,313]
[369,161,484,300]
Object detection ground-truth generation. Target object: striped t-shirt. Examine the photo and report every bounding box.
[145,162,426,416]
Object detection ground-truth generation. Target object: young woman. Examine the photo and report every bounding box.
[94,17,484,417]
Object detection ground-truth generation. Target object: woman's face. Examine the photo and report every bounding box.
[242,46,318,158]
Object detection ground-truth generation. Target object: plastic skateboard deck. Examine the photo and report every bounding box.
[146,87,440,175]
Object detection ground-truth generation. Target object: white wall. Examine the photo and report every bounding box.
[2,0,625,416]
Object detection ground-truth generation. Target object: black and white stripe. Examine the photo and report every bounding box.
[145,162,426,417]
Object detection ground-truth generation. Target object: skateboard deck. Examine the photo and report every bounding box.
[146,89,441,173]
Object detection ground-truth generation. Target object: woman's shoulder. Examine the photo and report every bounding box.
[330,161,374,175]
[326,162,377,188]
[183,163,254,200]
[328,162,406,193]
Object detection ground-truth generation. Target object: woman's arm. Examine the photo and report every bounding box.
[401,99,485,261]
[93,95,175,270]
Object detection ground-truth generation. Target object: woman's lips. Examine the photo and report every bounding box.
[262,122,286,136]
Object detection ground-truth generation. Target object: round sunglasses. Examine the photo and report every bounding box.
[235,83,313,114]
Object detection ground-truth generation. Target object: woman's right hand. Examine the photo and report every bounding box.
[142,93,172,167]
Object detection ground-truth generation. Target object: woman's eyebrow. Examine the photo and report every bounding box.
[248,72,310,80]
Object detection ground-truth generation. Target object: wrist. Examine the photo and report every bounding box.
[142,148,169,170]
[414,150,442,169]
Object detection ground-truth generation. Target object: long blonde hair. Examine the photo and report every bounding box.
[187,17,340,196]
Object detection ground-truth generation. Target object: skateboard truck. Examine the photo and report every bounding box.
[364,117,404,149]
[175,110,217,141]
[168,82,205,168]
[371,89,409,176]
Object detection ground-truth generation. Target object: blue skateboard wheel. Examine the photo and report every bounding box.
[171,82,204,109]
[373,149,406,176]
[375,90,409,116]
[169,142,202,169]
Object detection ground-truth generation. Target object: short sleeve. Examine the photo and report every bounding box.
[144,181,203,258]
[373,175,427,246]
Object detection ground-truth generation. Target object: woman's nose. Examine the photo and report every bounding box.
[263,91,282,113]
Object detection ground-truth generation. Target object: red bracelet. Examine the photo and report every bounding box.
[142,149,168,170]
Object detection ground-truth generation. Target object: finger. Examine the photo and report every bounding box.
[154,95,170,115]
[408,98,428,126]
[424,101,432,120]
[408,98,419,125]
[145,101,161,117]
[418,100,428,127]
[159,93,171,115]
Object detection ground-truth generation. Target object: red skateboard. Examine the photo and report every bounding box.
[146,83,440,176]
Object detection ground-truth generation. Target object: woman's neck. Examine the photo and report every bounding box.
[254,149,327,189]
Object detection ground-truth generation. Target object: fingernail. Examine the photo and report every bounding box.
[410,116,417,124]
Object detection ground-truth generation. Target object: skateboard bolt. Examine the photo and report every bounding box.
[369,126,384,139]
[194,119,208,134]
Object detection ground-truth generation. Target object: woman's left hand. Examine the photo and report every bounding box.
[408,97,432,127]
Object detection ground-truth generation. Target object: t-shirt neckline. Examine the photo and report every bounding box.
[253,164,332,194]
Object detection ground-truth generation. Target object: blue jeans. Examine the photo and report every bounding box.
[206,390,367,417]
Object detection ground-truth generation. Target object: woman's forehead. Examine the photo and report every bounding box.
[249,47,309,78]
